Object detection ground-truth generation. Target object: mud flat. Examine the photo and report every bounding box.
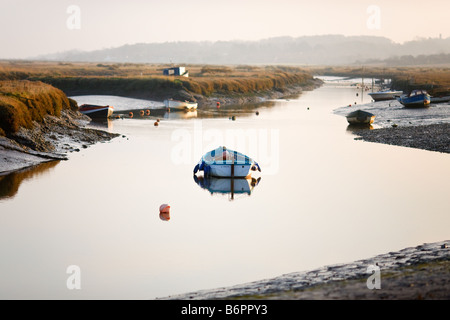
[334,97,450,154]
[0,109,119,175]
[353,123,450,154]
[160,240,449,300]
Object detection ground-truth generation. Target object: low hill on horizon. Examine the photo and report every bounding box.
[33,35,450,66]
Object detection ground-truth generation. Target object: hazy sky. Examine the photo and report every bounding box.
[1,0,449,59]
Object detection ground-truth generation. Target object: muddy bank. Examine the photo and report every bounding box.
[65,80,322,109]
[194,80,323,108]
[351,123,450,154]
[160,240,449,300]
[0,109,119,175]
[262,258,450,300]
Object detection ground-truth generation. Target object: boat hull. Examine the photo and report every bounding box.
[207,164,252,178]
[346,115,375,125]
[193,147,261,178]
[430,95,450,103]
[346,110,375,125]
[79,105,114,118]
[369,91,403,101]
[164,99,198,110]
[397,92,431,108]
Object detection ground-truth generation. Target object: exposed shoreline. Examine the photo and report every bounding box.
[0,109,119,175]
[52,78,323,109]
[351,123,450,154]
[194,80,322,108]
[160,240,449,300]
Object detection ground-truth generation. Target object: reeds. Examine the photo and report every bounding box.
[310,66,450,95]
[0,61,315,99]
[0,80,73,135]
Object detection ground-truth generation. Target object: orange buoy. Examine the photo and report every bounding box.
[145,109,151,116]
[140,110,145,116]
[154,121,159,126]
[157,118,160,122]
[216,102,220,108]
[159,204,171,221]
[159,204,170,220]
[159,204,170,213]
[159,212,170,221]
[129,112,133,118]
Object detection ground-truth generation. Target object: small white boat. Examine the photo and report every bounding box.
[368,89,403,101]
[164,99,198,110]
[193,147,261,178]
[346,110,375,125]
[79,104,114,118]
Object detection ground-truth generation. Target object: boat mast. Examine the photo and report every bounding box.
[361,65,364,103]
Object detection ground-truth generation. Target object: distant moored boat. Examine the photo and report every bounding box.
[397,90,431,108]
[164,99,198,110]
[368,89,403,101]
[430,95,450,103]
[346,109,375,125]
[79,104,114,118]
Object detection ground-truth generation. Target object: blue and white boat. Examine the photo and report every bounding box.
[193,147,261,178]
[397,90,431,108]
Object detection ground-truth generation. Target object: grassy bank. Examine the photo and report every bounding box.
[0,80,77,136]
[0,61,317,102]
[310,66,450,96]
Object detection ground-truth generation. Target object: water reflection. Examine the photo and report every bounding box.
[195,100,276,119]
[0,161,59,201]
[346,124,375,133]
[87,119,114,131]
[163,110,198,120]
[193,175,261,201]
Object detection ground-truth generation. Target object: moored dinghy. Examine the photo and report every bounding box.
[346,109,375,125]
[164,99,198,110]
[79,104,114,118]
[193,147,261,178]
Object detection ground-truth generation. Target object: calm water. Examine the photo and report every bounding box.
[1,78,449,299]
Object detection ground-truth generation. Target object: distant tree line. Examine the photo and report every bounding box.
[359,53,450,66]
